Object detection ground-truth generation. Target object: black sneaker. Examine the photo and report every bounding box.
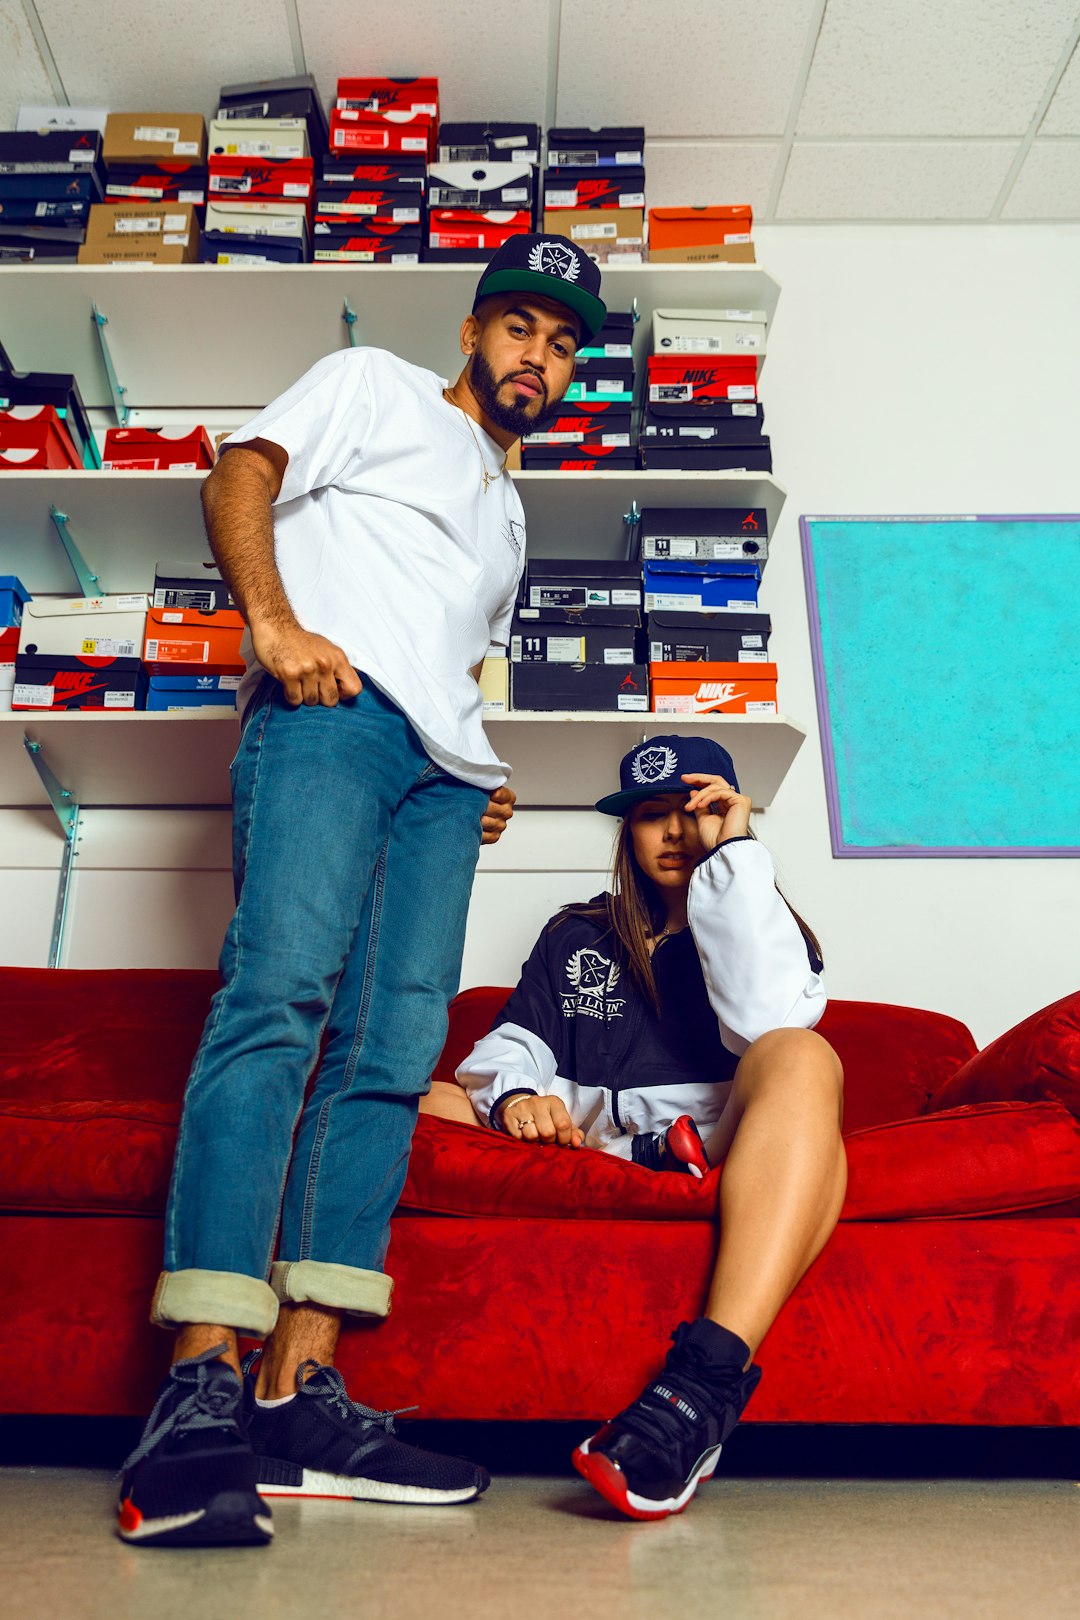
[244,1356,491,1506]
[117,1345,273,1546]
[631,1115,710,1178]
[572,1321,762,1520]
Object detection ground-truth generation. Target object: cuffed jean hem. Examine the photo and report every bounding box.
[150,1268,280,1336]
[270,1259,394,1320]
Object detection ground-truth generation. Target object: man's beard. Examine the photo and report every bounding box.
[468,348,562,436]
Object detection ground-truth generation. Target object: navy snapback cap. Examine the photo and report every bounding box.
[595,735,740,817]
[473,233,607,347]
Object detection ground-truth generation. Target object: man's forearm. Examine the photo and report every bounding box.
[201,449,297,632]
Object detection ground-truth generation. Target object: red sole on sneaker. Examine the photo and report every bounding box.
[666,1116,710,1179]
[572,1446,688,1522]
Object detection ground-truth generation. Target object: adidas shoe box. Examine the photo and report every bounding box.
[652,307,768,359]
[643,559,761,613]
[438,123,540,164]
[639,508,769,566]
[647,610,772,664]
[524,560,642,613]
[511,660,649,713]
[146,674,239,711]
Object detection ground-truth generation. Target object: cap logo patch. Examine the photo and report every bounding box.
[631,744,678,785]
[528,240,581,282]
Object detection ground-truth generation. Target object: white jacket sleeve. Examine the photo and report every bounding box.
[686,837,826,1056]
[456,1021,555,1127]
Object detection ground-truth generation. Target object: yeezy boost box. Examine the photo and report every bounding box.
[103,114,206,167]
[650,661,777,716]
[647,206,754,263]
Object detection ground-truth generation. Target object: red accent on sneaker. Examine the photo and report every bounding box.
[118,1498,143,1532]
[572,1445,689,1522]
[665,1115,710,1179]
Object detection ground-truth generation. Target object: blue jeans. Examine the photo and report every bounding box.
[152,677,489,1336]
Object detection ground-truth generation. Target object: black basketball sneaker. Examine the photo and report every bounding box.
[631,1115,711,1178]
[244,1355,491,1506]
[117,1345,273,1547]
[573,1320,762,1520]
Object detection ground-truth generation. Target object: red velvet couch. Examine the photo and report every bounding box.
[2,968,1079,1427]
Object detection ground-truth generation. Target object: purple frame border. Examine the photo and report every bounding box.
[799,514,1080,860]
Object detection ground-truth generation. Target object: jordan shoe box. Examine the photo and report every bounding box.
[510,619,640,665]
[652,307,768,358]
[647,205,754,263]
[640,439,772,473]
[0,127,103,183]
[511,660,649,712]
[547,127,645,167]
[104,165,207,205]
[0,625,17,713]
[647,610,772,664]
[0,194,89,224]
[541,400,633,436]
[425,213,532,259]
[639,507,769,566]
[564,380,633,406]
[153,559,233,614]
[643,559,761,612]
[102,426,215,470]
[647,354,758,407]
[143,605,246,676]
[438,123,540,164]
[218,75,328,156]
[0,405,81,469]
[202,233,307,265]
[0,224,86,262]
[315,184,423,224]
[336,77,440,116]
[320,153,426,194]
[524,560,642,613]
[650,660,777,715]
[146,674,239,711]
[515,603,641,631]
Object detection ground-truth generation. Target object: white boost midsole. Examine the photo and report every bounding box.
[257,1468,479,1505]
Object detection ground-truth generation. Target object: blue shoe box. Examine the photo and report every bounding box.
[643,559,761,612]
[0,576,31,628]
[146,673,239,710]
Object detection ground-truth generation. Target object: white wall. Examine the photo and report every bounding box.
[4,224,1079,1046]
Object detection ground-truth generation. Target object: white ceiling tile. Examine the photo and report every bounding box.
[1001,140,1080,217]
[798,0,1079,136]
[645,141,780,217]
[777,141,1017,219]
[0,1,55,127]
[1040,40,1080,133]
[556,0,821,136]
[34,0,296,121]
[296,0,550,124]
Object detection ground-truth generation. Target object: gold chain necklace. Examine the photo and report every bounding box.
[443,388,508,494]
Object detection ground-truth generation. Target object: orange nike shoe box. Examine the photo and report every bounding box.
[142,605,246,675]
[648,206,754,263]
[650,660,777,716]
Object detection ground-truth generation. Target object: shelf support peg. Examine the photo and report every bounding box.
[23,737,81,969]
[342,299,359,347]
[90,302,130,426]
[49,506,104,598]
[623,498,642,562]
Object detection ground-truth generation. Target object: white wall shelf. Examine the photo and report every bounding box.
[1,709,804,812]
[0,468,786,592]
[0,262,781,412]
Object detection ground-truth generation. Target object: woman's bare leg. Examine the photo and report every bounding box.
[419,1080,484,1127]
[702,1027,847,1362]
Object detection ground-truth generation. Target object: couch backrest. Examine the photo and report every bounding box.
[0,969,977,1133]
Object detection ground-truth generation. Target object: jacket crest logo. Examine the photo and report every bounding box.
[562,948,625,1021]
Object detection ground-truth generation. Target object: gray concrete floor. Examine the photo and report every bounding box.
[2,1470,1079,1620]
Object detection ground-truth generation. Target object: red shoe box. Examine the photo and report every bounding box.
[647,354,758,405]
[427,210,532,251]
[102,427,215,471]
[330,109,436,158]
[0,406,81,469]
[208,156,313,202]
[336,77,439,115]
[143,606,246,676]
[650,660,777,716]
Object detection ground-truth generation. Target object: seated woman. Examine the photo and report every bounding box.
[420,734,846,1522]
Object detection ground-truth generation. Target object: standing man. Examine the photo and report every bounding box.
[118,236,606,1547]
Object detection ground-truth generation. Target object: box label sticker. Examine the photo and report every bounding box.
[163,213,186,231]
[618,192,645,207]
[145,639,210,663]
[174,140,201,156]
[162,612,184,623]
[615,150,643,163]
[80,636,138,656]
[738,650,768,663]
[104,690,135,706]
[178,189,204,203]
[115,215,162,233]
[69,148,95,164]
[727,386,756,400]
[545,188,577,208]
[745,700,776,713]
[402,138,427,151]
[219,252,272,264]
[732,403,757,417]
[742,635,765,648]
[509,636,522,661]
[163,233,189,245]
[612,589,642,606]
[12,684,53,706]
[603,647,635,664]
[618,694,648,711]
[393,207,420,221]
[548,637,585,663]
[571,220,615,240]
[724,233,752,243]
[135,125,180,143]
[283,182,311,197]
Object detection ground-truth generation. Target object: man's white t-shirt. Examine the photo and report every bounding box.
[223,346,526,791]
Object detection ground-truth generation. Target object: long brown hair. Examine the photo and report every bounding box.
[551,819,823,1015]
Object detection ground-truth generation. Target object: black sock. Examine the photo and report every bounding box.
[675,1317,752,1375]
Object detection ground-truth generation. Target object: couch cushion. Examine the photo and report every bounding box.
[928,988,1080,1121]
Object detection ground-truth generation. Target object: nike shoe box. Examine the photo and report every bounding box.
[0,405,82,469]
[0,624,17,712]
[653,307,768,359]
[314,186,423,228]
[543,206,644,262]
[520,442,637,471]
[640,439,772,473]
[543,167,646,212]
[142,605,246,676]
[647,206,754,263]
[208,155,313,204]
[639,507,769,567]
[218,75,328,156]
[564,380,633,405]
[12,653,147,712]
[0,366,97,466]
[0,577,30,628]
[209,119,310,162]
[336,77,440,116]
[330,108,437,160]
[104,165,207,205]
[509,618,640,665]
[102,426,215,470]
[313,224,421,263]
[78,201,200,264]
[104,114,207,168]
[511,660,649,713]
[650,661,777,716]
[648,610,772,664]
[0,224,86,262]
[571,352,635,387]
[427,163,536,213]
[426,211,533,256]
[320,154,426,194]
[547,127,645,168]
[641,404,765,444]
[146,674,239,711]
[438,123,540,164]
[524,560,642,613]
[153,559,233,615]
[530,409,633,439]
[647,355,758,407]
[643,559,761,613]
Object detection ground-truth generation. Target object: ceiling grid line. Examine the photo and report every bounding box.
[989,17,1080,220]
[281,0,309,76]
[17,0,68,105]
[762,0,832,225]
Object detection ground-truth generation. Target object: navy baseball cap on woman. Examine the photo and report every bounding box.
[595,735,740,817]
[473,233,607,347]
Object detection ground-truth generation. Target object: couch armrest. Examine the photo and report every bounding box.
[927,989,1080,1120]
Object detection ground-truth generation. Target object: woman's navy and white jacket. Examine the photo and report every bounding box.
[457,836,827,1158]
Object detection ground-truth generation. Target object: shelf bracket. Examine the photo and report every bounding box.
[49,505,104,598]
[342,299,359,348]
[23,736,81,969]
[630,297,640,326]
[622,498,642,562]
[91,301,130,426]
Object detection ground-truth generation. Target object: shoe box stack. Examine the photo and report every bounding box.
[508,558,648,713]
[0,128,105,262]
[647,204,754,265]
[427,120,540,262]
[543,126,646,266]
[641,306,770,473]
[316,77,437,264]
[143,559,243,710]
[520,308,637,471]
[639,506,777,717]
[77,114,207,263]
[204,75,326,265]
[0,348,100,466]
[13,593,151,711]
[0,576,30,712]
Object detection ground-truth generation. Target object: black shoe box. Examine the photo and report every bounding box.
[639,506,768,565]
[520,443,638,470]
[647,610,772,663]
[641,403,765,444]
[530,410,633,438]
[313,230,421,263]
[0,196,90,223]
[509,617,640,664]
[546,127,645,167]
[202,232,309,265]
[515,604,642,630]
[0,227,85,262]
[219,74,329,154]
[543,166,645,211]
[427,162,536,211]
[524,559,642,612]
[438,123,540,164]
[314,186,424,226]
[639,441,773,473]
[568,353,635,385]
[105,165,208,205]
[320,154,426,193]
[511,660,649,712]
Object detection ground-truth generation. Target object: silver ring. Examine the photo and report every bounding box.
[518,1117,535,1128]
